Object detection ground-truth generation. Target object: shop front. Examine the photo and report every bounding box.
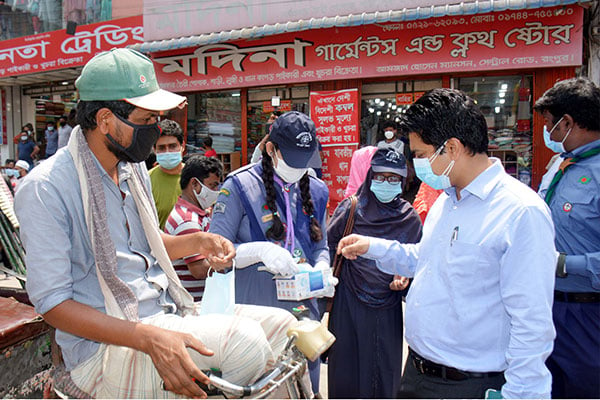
[145,3,584,208]
[0,14,143,161]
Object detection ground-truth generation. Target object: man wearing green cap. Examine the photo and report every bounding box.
[14,48,298,398]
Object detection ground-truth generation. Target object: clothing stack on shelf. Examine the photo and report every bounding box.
[488,128,532,152]
[511,136,532,153]
[207,122,235,153]
[488,129,514,150]
[186,118,209,151]
[487,127,532,186]
[35,100,65,139]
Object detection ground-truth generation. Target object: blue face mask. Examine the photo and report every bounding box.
[5,169,19,178]
[543,116,571,154]
[370,180,403,203]
[413,141,455,190]
[156,151,182,170]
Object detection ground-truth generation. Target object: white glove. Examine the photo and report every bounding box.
[302,261,338,298]
[235,242,299,277]
[314,261,339,287]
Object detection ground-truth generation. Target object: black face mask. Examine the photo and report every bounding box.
[106,113,161,163]
[59,121,67,127]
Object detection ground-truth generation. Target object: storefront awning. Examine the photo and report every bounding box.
[0,68,82,87]
[131,0,589,53]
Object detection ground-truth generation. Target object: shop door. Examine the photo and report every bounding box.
[247,86,309,164]
[457,75,534,186]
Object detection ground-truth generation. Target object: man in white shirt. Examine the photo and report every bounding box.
[57,115,73,149]
[377,120,404,154]
[337,88,556,399]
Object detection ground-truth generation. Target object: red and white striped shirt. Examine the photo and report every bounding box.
[164,197,210,302]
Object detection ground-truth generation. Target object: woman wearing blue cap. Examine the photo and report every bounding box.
[327,147,422,398]
[210,111,330,394]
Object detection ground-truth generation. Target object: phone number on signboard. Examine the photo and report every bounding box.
[387,7,573,31]
[498,8,574,21]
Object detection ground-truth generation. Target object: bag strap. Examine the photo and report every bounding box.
[325,195,357,314]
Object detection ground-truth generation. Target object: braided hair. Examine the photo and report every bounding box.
[299,174,323,241]
[261,145,323,242]
[261,148,285,241]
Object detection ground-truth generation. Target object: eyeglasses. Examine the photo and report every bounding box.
[373,173,401,185]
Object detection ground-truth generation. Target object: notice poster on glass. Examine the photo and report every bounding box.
[310,88,359,211]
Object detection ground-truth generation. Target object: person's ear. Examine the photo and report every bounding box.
[445,137,463,159]
[562,114,574,130]
[190,177,200,193]
[96,108,113,134]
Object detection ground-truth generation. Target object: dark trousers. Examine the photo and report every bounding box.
[397,354,505,399]
[546,300,600,399]
[327,282,404,399]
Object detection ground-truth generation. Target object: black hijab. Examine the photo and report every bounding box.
[328,168,423,308]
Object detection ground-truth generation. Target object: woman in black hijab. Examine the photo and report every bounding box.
[327,147,423,399]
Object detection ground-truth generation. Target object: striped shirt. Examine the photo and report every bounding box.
[164,197,210,302]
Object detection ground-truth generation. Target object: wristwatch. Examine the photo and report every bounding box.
[556,252,568,278]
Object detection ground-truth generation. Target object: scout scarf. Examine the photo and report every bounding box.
[545,145,600,204]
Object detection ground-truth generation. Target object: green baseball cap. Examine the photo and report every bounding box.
[75,48,186,111]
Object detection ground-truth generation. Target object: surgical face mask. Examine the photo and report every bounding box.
[107,113,161,163]
[413,142,455,190]
[272,153,307,183]
[156,151,182,170]
[5,169,19,178]
[199,266,235,316]
[193,178,220,209]
[370,180,403,203]
[47,126,54,131]
[384,130,395,140]
[543,116,571,154]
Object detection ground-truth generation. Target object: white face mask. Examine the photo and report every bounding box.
[272,153,308,183]
[193,178,220,209]
[384,130,395,140]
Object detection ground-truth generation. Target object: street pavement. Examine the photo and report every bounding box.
[318,304,409,398]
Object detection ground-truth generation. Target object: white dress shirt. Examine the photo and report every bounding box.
[363,159,556,399]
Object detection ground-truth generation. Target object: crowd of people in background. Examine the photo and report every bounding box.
[7,46,599,400]
[2,111,76,193]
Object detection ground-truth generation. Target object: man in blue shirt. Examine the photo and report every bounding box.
[534,77,600,399]
[16,132,39,168]
[15,48,298,399]
[337,88,556,399]
[44,121,58,158]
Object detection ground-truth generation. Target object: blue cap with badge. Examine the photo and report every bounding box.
[269,111,317,168]
[370,147,407,177]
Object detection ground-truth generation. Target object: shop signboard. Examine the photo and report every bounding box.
[396,92,425,105]
[153,5,583,93]
[0,16,143,78]
[262,100,292,113]
[310,89,359,210]
[395,93,414,105]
